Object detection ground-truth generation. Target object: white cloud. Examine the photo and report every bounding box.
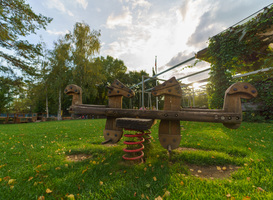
[96,7,101,12]
[132,0,151,9]
[44,0,74,16]
[47,29,69,36]
[102,4,199,75]
[75,0,88,9]
[106,7,133,29]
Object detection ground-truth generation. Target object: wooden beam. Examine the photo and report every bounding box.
[70,106,242,124]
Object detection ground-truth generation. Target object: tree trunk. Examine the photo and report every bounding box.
[46,86,49,118]
[57,88,62,120]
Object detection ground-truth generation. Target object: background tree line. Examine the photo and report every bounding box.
[0,0,156,117]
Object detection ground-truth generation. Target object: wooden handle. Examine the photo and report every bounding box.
[223,82,258,129]
[151,77,182,97]
[223,82,258,112]
[225,82,257,99]
[107,79,135,98]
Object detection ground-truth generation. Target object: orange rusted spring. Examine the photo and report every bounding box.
[122,130,145,161]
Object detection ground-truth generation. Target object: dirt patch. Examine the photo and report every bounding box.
[176,147,240,179]
[177,147,201,152]
[186,164,240,179]
[102,143,118,147]
[66,154,92,162]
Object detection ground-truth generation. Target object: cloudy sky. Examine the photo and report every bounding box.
[26,0,272,81]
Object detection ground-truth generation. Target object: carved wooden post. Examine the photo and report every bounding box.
[64,84,82,119]
[222,82,257,129]
[64,84,83,105]
[152,77,182,152]
[102,80,135,144]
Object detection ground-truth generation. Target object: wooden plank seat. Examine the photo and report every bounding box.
[116,118,154,131]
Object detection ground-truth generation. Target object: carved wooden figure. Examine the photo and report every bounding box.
[222,82,257,129]
[64,84,82,106]
[151,77,182,152]
[102,80,135,144]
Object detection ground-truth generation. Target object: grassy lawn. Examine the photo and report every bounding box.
[0,119,273,199]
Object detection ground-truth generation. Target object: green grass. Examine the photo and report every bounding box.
[0,119,273,199]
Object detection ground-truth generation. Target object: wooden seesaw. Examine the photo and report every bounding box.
[64,77,257,158]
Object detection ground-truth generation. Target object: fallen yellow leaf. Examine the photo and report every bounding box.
[8,179,16,185]
[67,194,75,200]
[163,191,170,198]
[144,167,147,171]
[153,177,157,181]
[180,181,184,186]
[141,194,145,199]
[82,169,87,174]
[155,196,163,200]
[46,188,53,193]
[28,177,33,181]
[257,187,265,192]
[37,196,45,200]
[226,194,231,198]
[216,166,222,171]
[197,170,202,173]
[99,181,103,185]
[222,167,227,171]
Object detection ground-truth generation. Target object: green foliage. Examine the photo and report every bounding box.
[0,0,52,77]
[239,70,273,122]
[193,90,208,108]
[207,5,273,109]
[0,0,52,112]
[0,77,24,113]
[124,70,156,109]
[92,56,127,105]
[69,22,102,103]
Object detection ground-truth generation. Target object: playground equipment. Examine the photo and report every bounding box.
[65,77,257,155]
[0,113,16,124]
[0,113,37,124]
[14,113,38,123]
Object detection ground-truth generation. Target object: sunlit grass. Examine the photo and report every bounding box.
[0,119,273,199]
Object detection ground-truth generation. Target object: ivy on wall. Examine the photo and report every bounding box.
[240,70,273,121]
[205,5,273,109]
